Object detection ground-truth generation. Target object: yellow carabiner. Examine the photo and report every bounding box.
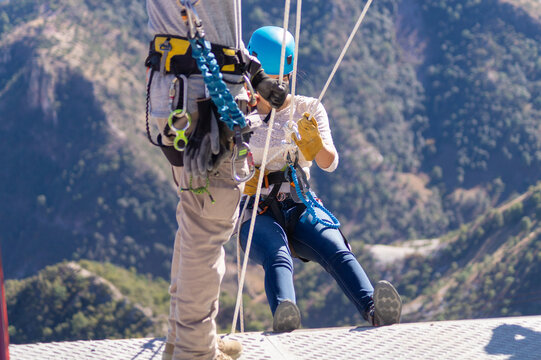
[168,110,192,151]
[168,75,191,151]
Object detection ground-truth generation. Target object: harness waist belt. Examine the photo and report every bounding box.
[146,34,245,76]
[265,171,288,187]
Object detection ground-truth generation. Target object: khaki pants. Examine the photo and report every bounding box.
[150,71,247,359]
[163,138,247,360]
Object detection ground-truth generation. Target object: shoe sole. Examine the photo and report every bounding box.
[273,300,301,332]
[373,280,402,326]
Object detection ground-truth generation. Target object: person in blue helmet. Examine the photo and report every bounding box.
[239,26,403,332]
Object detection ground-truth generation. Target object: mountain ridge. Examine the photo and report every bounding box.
[2,0,541,340]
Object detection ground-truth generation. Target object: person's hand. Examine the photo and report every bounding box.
[292,112,324,161]
[251,69,288,108]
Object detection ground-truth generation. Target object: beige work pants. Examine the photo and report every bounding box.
[165,157,246,360]
[150,72,247,359]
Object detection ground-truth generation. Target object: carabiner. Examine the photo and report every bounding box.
[232,145,255,182]
[283,119,301,142]
[167,75,191,151]
[243,73,257,106]
[168,110,192,151]
[169,75,188,112]
[179,0,204,39]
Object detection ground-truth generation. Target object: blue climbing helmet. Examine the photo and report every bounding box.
[247,26,295,75]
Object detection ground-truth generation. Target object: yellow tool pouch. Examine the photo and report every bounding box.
[146,34,245,76]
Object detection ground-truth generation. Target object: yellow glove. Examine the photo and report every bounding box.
[292,112,324,161]
[243,167,269,196]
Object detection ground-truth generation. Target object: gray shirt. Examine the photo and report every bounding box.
[146,0,240,48]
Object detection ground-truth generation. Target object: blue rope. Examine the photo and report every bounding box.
[188,37,246,130]
[289,165,340,229]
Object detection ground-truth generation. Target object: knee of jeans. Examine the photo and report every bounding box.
[264,248,293,271]
[325,249,356,271]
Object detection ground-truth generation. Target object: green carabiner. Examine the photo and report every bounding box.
[168,109,192,151]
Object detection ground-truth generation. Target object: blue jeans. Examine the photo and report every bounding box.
[239,197,374,317]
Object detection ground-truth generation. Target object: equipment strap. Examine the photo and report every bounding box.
[146,35,246,76]
[266,171,288,186]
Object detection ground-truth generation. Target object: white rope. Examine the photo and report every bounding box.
[310,0,374,115]
[288,0,302,125]
[234,0,242,50]
[235,197,249,333]
[231,0,292,334]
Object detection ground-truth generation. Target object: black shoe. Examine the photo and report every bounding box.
[371,280,402,326]
[273,299,301,332]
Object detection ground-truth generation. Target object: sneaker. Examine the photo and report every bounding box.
[217,338,242,359]
[371,280,402,326]
[273,299,301,332]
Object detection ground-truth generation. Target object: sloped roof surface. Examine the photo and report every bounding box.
[10,315,541,359]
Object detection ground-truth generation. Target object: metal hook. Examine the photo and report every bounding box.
[243,73,257,106]
[232,144,255,182]
[283,119,301,142]
[168,110,192,151]
[168,75,191,151]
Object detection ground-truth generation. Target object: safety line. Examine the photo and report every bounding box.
[231,0,292,334]
[235,197,250,333]
[288,0,303,125]
[310,0,374,115]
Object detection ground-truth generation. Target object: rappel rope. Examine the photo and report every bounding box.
[287,0,302,129]
[309,0,374,115]
[231,0,293,335]
[235,197,250,333]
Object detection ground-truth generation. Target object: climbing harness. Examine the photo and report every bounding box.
[144,4,253,178]
[179,1,255,182]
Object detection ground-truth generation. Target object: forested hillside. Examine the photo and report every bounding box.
[1,0,541,343]
[390,182,541,322]
[6,261,168,343]
[0,0,177,279]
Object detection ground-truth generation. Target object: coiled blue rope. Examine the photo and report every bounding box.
[289,164,340,229]
[188,37,246,130]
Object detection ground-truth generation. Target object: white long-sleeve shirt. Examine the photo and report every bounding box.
[247,95,339,194]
